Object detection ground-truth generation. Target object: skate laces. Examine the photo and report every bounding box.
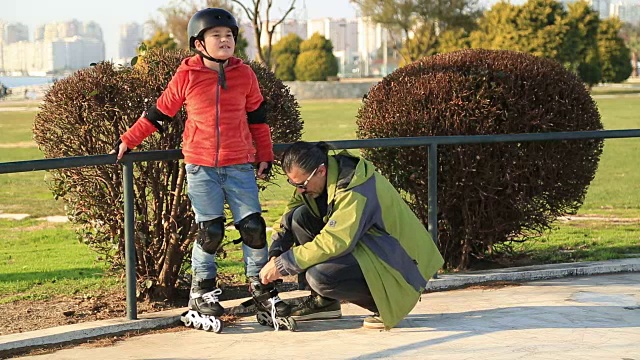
[201,288,223,304]
[269,297,280,331]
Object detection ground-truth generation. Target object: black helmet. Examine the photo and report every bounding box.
[188,8,239,50]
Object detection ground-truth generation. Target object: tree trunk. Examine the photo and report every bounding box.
[633,52,638,77]
[157,166,188,300]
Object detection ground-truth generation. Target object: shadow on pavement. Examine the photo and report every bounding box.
[351,304,640,359]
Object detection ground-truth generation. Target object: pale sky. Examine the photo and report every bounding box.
[1,0,359,60]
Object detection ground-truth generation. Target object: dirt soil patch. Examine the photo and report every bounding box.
[0,290,185,337]
[0,276,301,337]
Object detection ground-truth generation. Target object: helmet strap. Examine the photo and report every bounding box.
[194,43,228,89]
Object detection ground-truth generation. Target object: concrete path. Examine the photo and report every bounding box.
[8,271,640,360]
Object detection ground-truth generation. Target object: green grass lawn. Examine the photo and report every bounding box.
[515,220,640,264]
[0,97,639,301]
[0,111,39,143]
[580,98,640,216]
[0,219,118,303]
[590,87,640,95]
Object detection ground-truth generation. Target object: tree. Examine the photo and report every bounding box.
[517,0,574,62]
[142,31,178,51]
[438,28,471,54]
[566,0,602,87]
[470,0,573,63]
[598,18,633,83]
[399,22,438,66]
[32,48,302,299]
[620,23,640,77]
[232,0,296,68]
[469,1,520,50]
[271,33,303,80]
[150,0,248,56]
[294,33,339,81]
[352,0,480,62]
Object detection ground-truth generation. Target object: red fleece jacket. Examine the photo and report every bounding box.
[121,55,274,167]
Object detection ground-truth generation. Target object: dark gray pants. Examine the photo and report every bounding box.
[291,205,378,313]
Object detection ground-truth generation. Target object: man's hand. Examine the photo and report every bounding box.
[256,162,271,180]
[259,257,282,284]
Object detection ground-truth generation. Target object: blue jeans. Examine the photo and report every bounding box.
[186,163,268,280]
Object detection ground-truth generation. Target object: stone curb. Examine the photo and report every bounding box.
[1,258,639,356]
[426,257,640,291]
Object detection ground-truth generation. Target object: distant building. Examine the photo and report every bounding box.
[240,19,307,62]
[43,23,60,41]
[560,0,612,18]
[236,14,398,78]
[307,18,358,76]
[611,2,640,25]
[34,25,45,41]
[263,19,307,44]
[591,0,612,17]
[357,17,396,77]
[119,23,142,60]
[2,20,105,75]
[0,21,5,72]
[5,23,29,44]
[560,0,639,24]
[0,21,5,43]
[239,22,256,60]
[84,21,104,40]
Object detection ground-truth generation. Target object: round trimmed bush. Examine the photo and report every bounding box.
[356,49,603,269]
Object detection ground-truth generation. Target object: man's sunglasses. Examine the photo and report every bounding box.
[287,163,324,190]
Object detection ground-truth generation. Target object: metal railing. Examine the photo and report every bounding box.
[2,129,640,320]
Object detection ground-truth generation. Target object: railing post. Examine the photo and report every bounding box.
[428,143,438,249]
[123,160,138,320]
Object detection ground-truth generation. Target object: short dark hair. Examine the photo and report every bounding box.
[281,141,332,174]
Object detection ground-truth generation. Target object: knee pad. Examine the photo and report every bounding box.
[197,218,225,254]
[235,213,266,249]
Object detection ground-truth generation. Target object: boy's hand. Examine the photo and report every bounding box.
[256,161,271,179]
[109,139,131,161]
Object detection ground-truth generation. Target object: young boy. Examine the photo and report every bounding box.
[113,8,290,322]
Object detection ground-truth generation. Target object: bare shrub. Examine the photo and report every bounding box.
[33,48,302,298]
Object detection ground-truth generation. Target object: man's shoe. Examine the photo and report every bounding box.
[289,294,342,321]
[362,313,385,330]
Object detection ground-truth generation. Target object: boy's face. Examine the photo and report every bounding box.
[196,26,235,60]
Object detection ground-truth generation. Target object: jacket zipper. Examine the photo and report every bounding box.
[215,70,221,167]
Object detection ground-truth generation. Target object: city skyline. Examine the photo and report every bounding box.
[0,0,638,68]
[2,0,359,60]
[0,16,394,77]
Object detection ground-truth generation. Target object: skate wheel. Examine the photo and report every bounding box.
[213,318,223,333]
[256,312,270,327]
[202,320,212,332]
[194,320,202,330]
[180,311,192,327]
[285,317,297,332]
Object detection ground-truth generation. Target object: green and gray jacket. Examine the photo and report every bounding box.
[272,152,444,329]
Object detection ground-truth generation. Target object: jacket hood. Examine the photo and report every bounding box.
[327,151,376,197]
[176,54,244,73]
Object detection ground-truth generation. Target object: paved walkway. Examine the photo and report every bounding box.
[7,271,640,359]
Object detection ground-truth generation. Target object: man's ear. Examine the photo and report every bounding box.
[319,164,328,177]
